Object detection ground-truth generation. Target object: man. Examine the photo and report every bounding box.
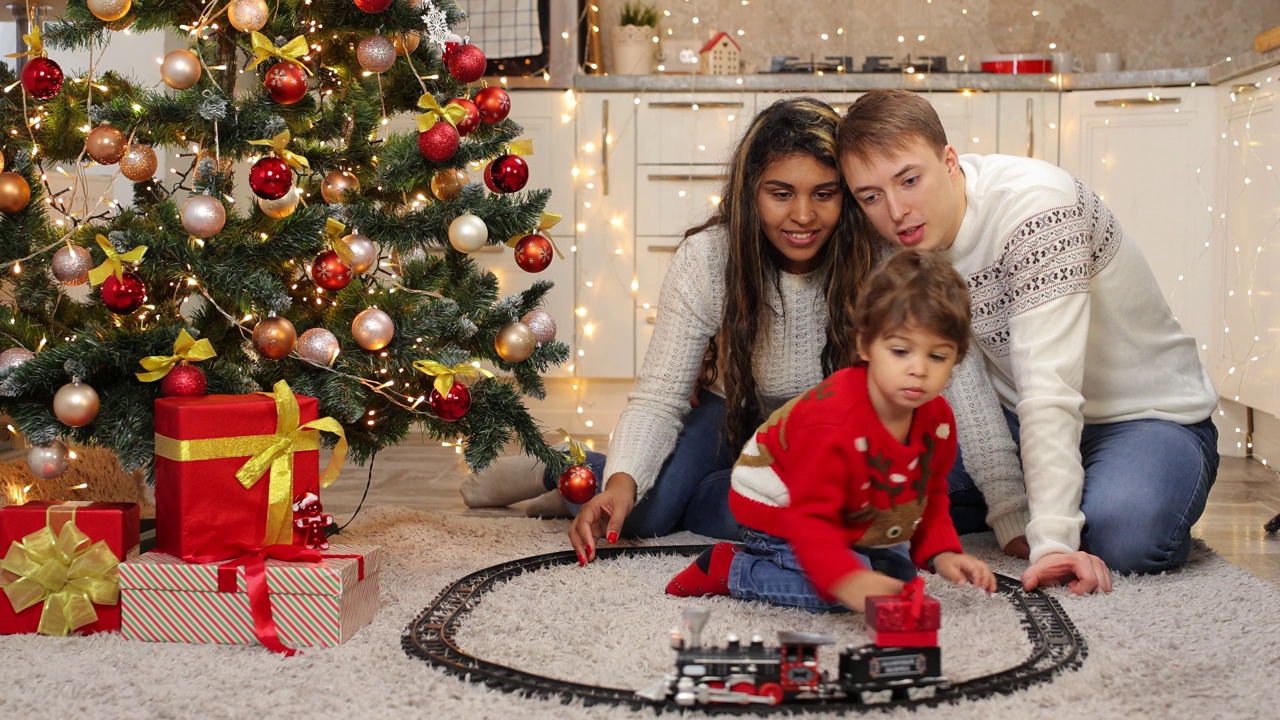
[837,89,1220,595]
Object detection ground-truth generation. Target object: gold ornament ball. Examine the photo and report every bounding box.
[52,245,94,285]
[258,187,300,219]
[0,172,31,214]
[0,153,6,173]
[252,315,297,359]
[321,170,360,204]
[227,0,269,32]
[27,440,70,481]
[120,144,158,182]
[181,194,226,238]
[430,168,470,201]
[495,322,536,363]
[356,35,398,74]
[392,32,421,56]
[297,328,341,366]
[88,0,131,22]
[86,125,127,165]
[54,380,100,427]
[161,49,202,90]
[342,233,378,274]
[352,308,395,351]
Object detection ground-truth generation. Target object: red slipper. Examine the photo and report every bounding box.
[666,542,740,597]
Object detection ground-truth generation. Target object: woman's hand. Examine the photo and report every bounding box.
[569,474,637,566]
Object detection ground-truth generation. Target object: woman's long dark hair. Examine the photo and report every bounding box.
[686,97,877,452]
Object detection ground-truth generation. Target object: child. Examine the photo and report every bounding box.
[667,249,996,612]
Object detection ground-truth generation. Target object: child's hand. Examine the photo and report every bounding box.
[830,570,906,613]
[932,552,996,593]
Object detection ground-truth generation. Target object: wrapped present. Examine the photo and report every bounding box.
[120,543,379,654]
[0,501,140,636]
[154,380,346,562]
[864,577,940,648]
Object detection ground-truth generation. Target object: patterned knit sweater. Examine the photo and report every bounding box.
[729,366,964,599]
[948,154,1219,563]
[602,227,830,500]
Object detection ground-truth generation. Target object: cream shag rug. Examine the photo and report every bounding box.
[3,506,1279,720]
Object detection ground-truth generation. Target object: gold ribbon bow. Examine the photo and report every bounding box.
[325,218,355,265]
[506,212,566,261]
[135,329,217,382]
[87,235,147,286]
[248,131,309,172]
[414,93,470,133]
[505,138,535,157]
[555,427,588,466]
[5,26,45,59]
[247,32,314,75]
[0,508,120,636]
[235,381,348,545]
[412,360,494,398]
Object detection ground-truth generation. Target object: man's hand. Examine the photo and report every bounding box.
[568,474,636,566]
[1002,535,1031,559]
[830,570,906,613]
[1021,550,1113,594]
[932,552,997,592]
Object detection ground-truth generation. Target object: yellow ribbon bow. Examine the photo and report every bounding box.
[505,138,535,157]
[135,329,217,382]
[5,26,44,59]
[247,32,314,75]
[412,359,494,398]
[235,380,348,545]
[0,509,120,636]
[414,93,470,133]
[555,427,588,466]
[325,218,355,265]
[506,212,566,261]
[248,130,310,171]
[87,235,147,286]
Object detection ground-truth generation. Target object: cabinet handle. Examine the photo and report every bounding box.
[647,245,679,253]
[1232,83,1260,95]
[646,315,658,324]
[1093,96,1181,107]
[646,173,727,182]
[601,99,609,196]
[648,101,744,110]
[1025,98,1034,158]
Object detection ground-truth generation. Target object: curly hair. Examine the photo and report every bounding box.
[852,249,972,362]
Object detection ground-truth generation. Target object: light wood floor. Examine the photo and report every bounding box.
[321,435,1280,588]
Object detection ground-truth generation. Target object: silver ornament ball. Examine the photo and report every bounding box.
[391,246,427,275]
[352,308,395,351]
[357,35,398,74]
[27,440,70,480]
[342,233,378,274]
[521,310,558,345]
[448,213,488,253]
[227,0,269,32]
[297,327,341,366]
[52,245,94,286]
[495,322,536,363]
[161,49,202,90]
[182,194,226,238]
[0,347,35,373]
[54,380,100,427]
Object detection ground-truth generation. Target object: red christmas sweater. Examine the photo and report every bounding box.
[728,365,963,599]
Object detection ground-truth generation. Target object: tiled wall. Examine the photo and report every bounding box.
[597,0,1280,72]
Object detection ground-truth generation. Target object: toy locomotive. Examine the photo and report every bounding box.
[638,579,946,707]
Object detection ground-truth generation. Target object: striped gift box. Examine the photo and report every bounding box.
[118,543,380,649]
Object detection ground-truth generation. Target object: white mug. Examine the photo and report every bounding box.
[1051,52,1084,73]
[1095,52,1122,73]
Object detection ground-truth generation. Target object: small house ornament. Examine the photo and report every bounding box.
[699,30,741,75]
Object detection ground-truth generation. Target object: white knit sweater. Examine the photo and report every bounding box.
[947,154,1219,563]
[602,227,830,500]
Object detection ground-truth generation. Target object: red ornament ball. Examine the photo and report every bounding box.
[447,98,481,136]
[160,363,207,397]
[417,122,460,162]
[264,61,308,105]
[428,381,472,421]
[558,464,598,505]
[447,44,487,84]
[249,156,292,200]
[21,56,64,100]
[100,271,147,314]
[484,154,529,194]
[311,250,353,291]
[514,234,553,273]
[353,0,391,12]
[475,86,511,124]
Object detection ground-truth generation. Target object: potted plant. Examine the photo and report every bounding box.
[611,1,660,75]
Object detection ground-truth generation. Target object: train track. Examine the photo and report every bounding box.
[402,545,1086,713]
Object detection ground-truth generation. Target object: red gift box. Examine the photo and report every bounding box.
[154,383,327,562]
[0,501,140,635]
[865,591,941,648]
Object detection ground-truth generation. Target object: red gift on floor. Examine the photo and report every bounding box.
[0,501,140,636]
[865,578,941,648]
[154,380,347,562]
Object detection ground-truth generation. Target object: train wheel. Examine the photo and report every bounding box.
[758,683,785,705]
[730,681,755,695]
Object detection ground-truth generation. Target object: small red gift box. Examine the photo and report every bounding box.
[154,382,328,562]
[865,591,941,648]
[0,501,140,635]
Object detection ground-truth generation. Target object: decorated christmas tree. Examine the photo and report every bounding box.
[0,0,570,487]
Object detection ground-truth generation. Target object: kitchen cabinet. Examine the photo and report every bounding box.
[996,92,1061,163]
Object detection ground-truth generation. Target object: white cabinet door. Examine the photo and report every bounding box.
[926,92,1000,155]
[637,93,755,166]
[1214,72,1280,415]
[1059,86,1217,357]
[997,92,1061,164]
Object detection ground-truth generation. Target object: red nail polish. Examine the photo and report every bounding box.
[607,531,618,544]
[577,553,585,566]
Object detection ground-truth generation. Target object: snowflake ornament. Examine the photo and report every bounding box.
[421,3,450,50]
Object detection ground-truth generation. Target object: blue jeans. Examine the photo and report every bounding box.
[728,529,917,613]
[543,390,743,540]
[948,407,1219,574]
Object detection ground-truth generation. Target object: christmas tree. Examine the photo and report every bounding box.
[0,0,570,486]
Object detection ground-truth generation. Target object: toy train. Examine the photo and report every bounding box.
[637,580,946,707]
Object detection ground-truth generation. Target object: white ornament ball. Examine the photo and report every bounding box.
[296,328,341,366]
[182,194,226,238]
[27,440,70,480]
[54,380,100,427]
[161,49,202,90]
[521,309,557,345]
[448,213,488,253]
[352,308,395,351]
[258,187,300,219]
[0,347,35,373]
[342,233,378,274]
[227,0,269,32]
